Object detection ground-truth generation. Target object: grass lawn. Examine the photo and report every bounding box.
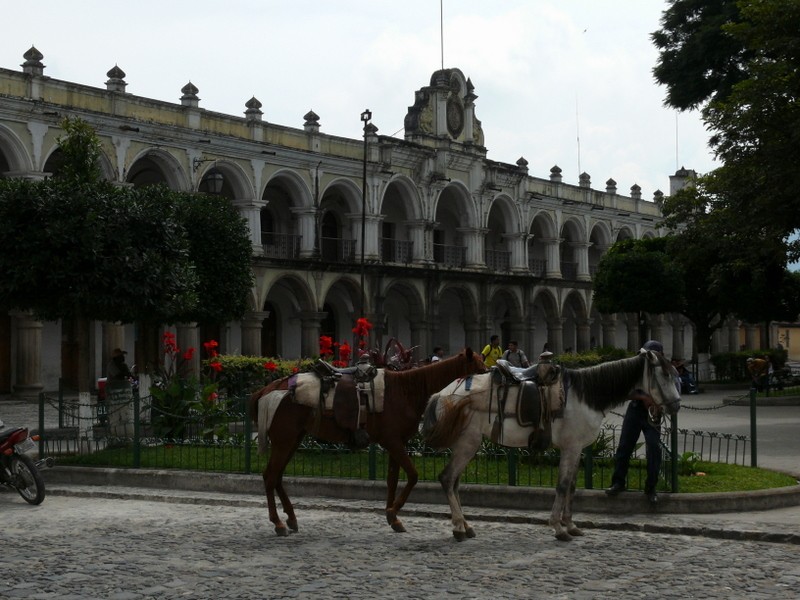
[55,443,798,494]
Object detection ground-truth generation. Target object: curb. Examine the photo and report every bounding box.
[43,465,800,515]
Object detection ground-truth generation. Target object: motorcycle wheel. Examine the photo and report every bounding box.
[11,454,45,505]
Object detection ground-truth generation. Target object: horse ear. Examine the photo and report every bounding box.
[465,347,474,359]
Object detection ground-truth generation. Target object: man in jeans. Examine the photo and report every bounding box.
[605,340,669,505]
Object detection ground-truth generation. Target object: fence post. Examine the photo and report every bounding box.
[508,448,517,486]
[368,444,377,480]
[243,396,252,474]
[583,446,593,489]
[133,388,141,468]
[670,413,679,492]
[38,392,45,457]
[58,378,65,429]
[749,386,758,467]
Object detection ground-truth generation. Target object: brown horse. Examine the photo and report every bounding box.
[248,348,485,536]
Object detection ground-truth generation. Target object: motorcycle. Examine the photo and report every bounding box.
[0,418,53,505]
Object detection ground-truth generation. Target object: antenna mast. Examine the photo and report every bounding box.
[576,96,582,175]
[440,0,444,70]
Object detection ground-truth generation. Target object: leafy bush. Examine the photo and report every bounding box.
[207,355,314,398]
[556,346,633,368]
[710,348,788,382]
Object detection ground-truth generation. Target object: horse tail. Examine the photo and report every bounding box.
[257,394,272,454]
[421,394,441,439]
[256,390,290,454]
[422,394,472,450]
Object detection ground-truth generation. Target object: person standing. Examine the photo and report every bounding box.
[430,346,444,362]
[747,356,770,392]
[501,340,530,367]
[481,334,502,367]
[605,340,671,505]
[106,348,133,437]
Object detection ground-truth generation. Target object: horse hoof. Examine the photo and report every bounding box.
[568,527,584,537]
[391,521,407,533]
[453,531,467,542]
[385,510,396,526]
[287,519,299,533]
[555,531,573,542]
[275,526,289,537]
[465,527,476,538]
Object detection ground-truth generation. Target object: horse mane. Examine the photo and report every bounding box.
[384,350,474,412]
[563,353,648,412]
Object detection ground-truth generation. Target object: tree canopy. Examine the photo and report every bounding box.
[0,117,253,326]
[654,0,800,242]
[592,238,685,345]
[651,0,800,346]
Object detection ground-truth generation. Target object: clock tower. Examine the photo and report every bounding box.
[404,68,485,151]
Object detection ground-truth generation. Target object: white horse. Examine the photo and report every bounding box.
[421,350,681,541]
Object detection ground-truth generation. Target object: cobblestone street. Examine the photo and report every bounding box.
[2,491,799,600]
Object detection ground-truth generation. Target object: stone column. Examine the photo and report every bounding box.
[407,220,430,263]
[102,322,126,376]
[626,313,640,351]
[241,311,270,356]
[650,314,665,347]
[547,318,564,355]
[728,318,741,353]
[298,311,327,358]
[459,227,488,269]
[601,316,617,348]
[670,315,686,359]
[576,319,591,352]
[12,311,44,400]
[543,237,561,279]
[176,323,200,376]
[232,197,267,252]
[745,324,759,350]
[573,241,592,282]
[291,207,318,258]
[506,232,529,272]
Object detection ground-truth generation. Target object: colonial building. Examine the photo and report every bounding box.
[1,46,710,398]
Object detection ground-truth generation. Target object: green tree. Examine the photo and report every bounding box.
[0,117,254,393]
[654,0,800,239]
[592,238,684,346]
[652,0,750,110]
[175,192,253,324]
[653,0,800,346]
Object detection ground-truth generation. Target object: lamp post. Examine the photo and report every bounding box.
[360,109,371,319]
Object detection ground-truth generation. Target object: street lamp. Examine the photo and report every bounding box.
[360,109,371,319]
[194,157,224,195]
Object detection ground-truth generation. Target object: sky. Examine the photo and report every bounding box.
[2,0,717,197]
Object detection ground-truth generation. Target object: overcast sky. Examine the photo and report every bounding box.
[3,0,716,197]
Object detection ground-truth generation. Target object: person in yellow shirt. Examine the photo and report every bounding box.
[481,334,502,367]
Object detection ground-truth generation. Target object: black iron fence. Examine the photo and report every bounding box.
[36,391,751,494]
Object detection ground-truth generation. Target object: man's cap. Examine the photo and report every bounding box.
[539,351,554,359]
[642,340,664,353]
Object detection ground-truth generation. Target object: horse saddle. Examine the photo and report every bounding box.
[312,358,376,440]
[490,362,564,449]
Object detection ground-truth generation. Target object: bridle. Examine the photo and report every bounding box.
[640,353,680,426]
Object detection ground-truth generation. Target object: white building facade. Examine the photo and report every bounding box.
[1,47,714,398]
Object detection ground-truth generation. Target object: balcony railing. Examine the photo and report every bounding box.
[560,261,578,280]
[529,257,546,277]
[486,249,511,272]
[433,243,466,268]
[320,237,357,263]
[262,233,302,259]
[381,238,413,264]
